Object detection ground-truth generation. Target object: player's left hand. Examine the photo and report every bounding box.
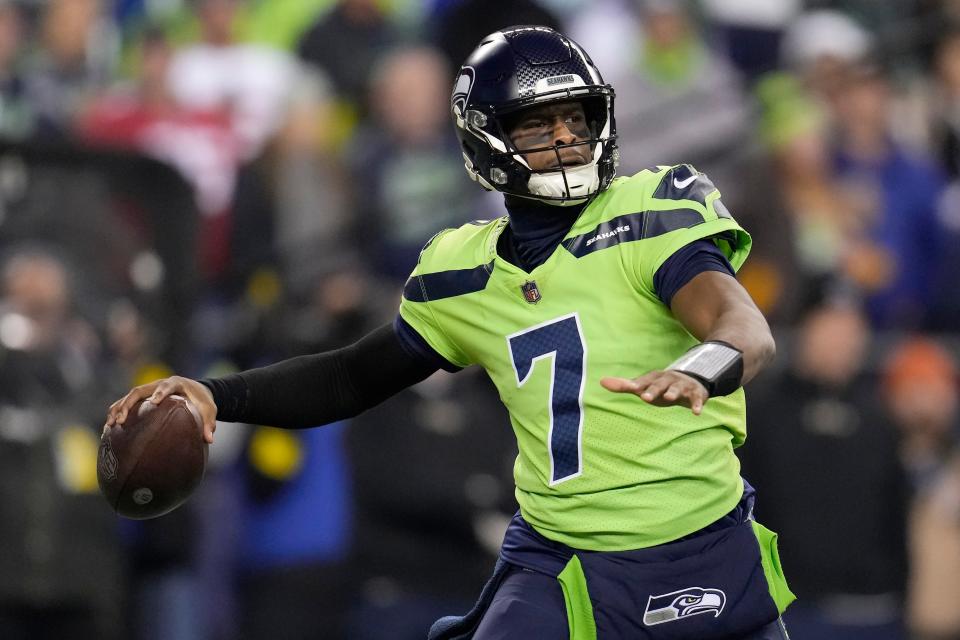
[600,370,708,415]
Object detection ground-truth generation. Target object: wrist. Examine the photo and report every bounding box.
[667,340,744,397]
[198,374,247,422]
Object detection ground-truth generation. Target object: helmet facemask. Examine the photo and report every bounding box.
[495,93,614,205]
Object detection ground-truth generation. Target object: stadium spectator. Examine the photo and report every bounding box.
[23,0,116,138]
[167,0,330,287]
[429,0,561,75]
[778,10,949,329]
[740,294,909,639]
[882,338,960,639]
[885,338,960,490]
[167,0,299,161]
[79,27,238,227]
[562,0,642,80]
[347,45,481,280]
[79,26,240,284]
[0,248,125,639]
[598,0,754,179]
[297,0,399,117]
[265,69,351,298]
[826,60,948,329]
[725,72,831,325]
[700,0,800,81]
[780,9,873,102]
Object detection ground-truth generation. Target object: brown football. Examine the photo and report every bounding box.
[98,394,207,519]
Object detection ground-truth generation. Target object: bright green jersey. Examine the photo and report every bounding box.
[398,165,752,551]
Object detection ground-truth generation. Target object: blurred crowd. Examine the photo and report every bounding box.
[0,0,958,638]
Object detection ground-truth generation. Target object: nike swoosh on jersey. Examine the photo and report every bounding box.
[673,175,697,189]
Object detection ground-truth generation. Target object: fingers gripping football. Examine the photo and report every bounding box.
[105,376,219,443]
[600,370,709,415]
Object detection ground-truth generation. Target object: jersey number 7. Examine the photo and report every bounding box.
[508,313,587,485]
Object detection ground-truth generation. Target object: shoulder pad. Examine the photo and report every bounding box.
[405,219,501,303]
[415,217,504,273]
[651,164,718,206]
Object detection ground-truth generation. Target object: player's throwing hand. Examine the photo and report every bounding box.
[105,376,219,443]
[600,371,709,415]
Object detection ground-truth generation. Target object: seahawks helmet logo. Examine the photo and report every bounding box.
[643,587,726,626]
[452,66,475,116]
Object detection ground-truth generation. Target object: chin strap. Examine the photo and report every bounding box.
[667,341,744,397]
[526,161,600,201]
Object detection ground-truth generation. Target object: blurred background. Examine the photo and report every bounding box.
[0,0,958,638]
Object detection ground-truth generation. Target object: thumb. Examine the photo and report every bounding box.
[185,386,217,445]
[199,414,217,445]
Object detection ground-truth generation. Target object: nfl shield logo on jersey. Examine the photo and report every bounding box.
[520,281,541,304]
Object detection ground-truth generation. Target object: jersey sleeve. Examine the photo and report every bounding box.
[397,230,474,369]
[632,164,752,294]
[653,240,735,306]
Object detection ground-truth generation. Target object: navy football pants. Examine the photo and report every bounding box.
[473,566,790,640]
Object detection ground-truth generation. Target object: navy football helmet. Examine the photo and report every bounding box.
[452,25,618,204]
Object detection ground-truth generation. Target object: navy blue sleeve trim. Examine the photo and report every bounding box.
[653,239,735,308]
[402,262,494,302]
[394,315,463,373]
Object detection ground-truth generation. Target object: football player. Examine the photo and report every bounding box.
[107,26,793,639]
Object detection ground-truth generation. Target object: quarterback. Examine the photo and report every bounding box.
[107,26,793,639]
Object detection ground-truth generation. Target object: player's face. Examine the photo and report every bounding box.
[507,101,592,172]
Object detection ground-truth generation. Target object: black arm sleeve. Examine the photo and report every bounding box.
[199,322,442,428]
